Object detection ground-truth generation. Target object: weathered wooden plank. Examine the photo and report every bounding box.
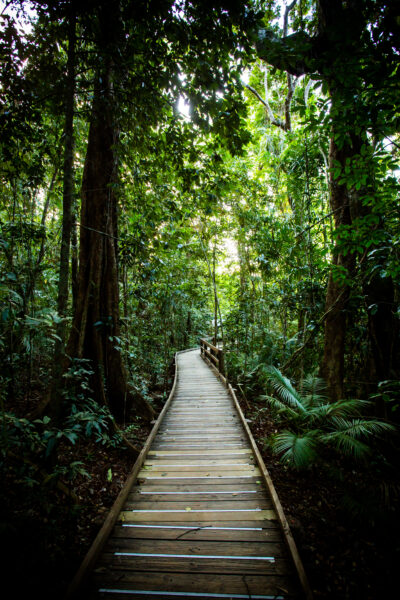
[150,446,251,452]
[138,468,261,479]
[128,492,267,502]
[131,483,264,492]
[147,449,252,455]
[143,458,255,466]
[123,500,272,511]
[161,418,240,423]
[114,519,281,531]
[157,430,242,436]
[119,509,277,522]
[94,571,298,597]
[111,523,282,541]
[105,538,286,556]
[137,475,264,485]
[159,421,240,427]
[144,457,253,464]
[98,553,290,575]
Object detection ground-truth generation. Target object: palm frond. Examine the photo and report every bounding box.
[307,399,371,422]
[329,417,395,438]
[302,375,328,407]
[263,395,300,420]
[326,398,372,417]
[271,430,318,469]
[306,403,333,421]
[321,418,395,459]
[265,366,306,414]
[321,429,371,459]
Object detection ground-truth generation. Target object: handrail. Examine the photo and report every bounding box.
[200,338,225,377]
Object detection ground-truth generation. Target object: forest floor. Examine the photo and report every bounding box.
[1,376,399,599]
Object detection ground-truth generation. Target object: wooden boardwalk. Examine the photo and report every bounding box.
[68,348,311,600]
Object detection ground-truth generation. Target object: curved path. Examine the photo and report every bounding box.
[76,349,309,599]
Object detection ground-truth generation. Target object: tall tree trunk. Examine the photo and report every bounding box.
[319,131,355,401]
[55,9,76,354]
[65,58,154,422]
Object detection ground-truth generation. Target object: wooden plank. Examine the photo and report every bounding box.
[123,500,272,511]
[150,446,250,452]
[160,423,240,428]
[153,440,247,446]
[158,428,242,434]
[116,513,282,528]
[160,421,240,427]
[98,553,290,575]
[162,415,238,420]
[150,446,251,452]
[97,591,290,600]
[111,523,282,542]
[105,538,285,557]
[119,509,277,522]
[131,490,266,499]
[162,411,232,416]
[147,449,252,455]
[138,468,261,478]
[143,458,255,465]
[93,571,298,597]
[132,483,264,492]
[129,491,267,502]
[169,403,233,408]
[144,458,252,464]
[144,460,255,467]
[137,476,263,485]
[155,434,245,439]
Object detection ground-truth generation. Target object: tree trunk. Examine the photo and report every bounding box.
[55,9,76,354]
[319,130,355,401]
[65,60,154,422]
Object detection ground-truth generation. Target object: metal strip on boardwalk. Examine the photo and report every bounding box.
[66,348,312,600]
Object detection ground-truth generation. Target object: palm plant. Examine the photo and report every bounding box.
[263,366,395,469]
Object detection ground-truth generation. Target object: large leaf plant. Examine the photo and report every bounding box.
[264,366,395,470]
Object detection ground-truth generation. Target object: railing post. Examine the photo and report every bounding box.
[218,348,225,376]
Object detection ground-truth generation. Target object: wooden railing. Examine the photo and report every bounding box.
[200,338,225,376]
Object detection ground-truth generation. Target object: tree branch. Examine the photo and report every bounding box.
[245,83,286,131]
[283,0,298,37]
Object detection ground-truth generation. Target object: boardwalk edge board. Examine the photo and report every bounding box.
[64,352,180,599]
[200,344,313,600]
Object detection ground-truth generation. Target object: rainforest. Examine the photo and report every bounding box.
[1,1,399,599]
